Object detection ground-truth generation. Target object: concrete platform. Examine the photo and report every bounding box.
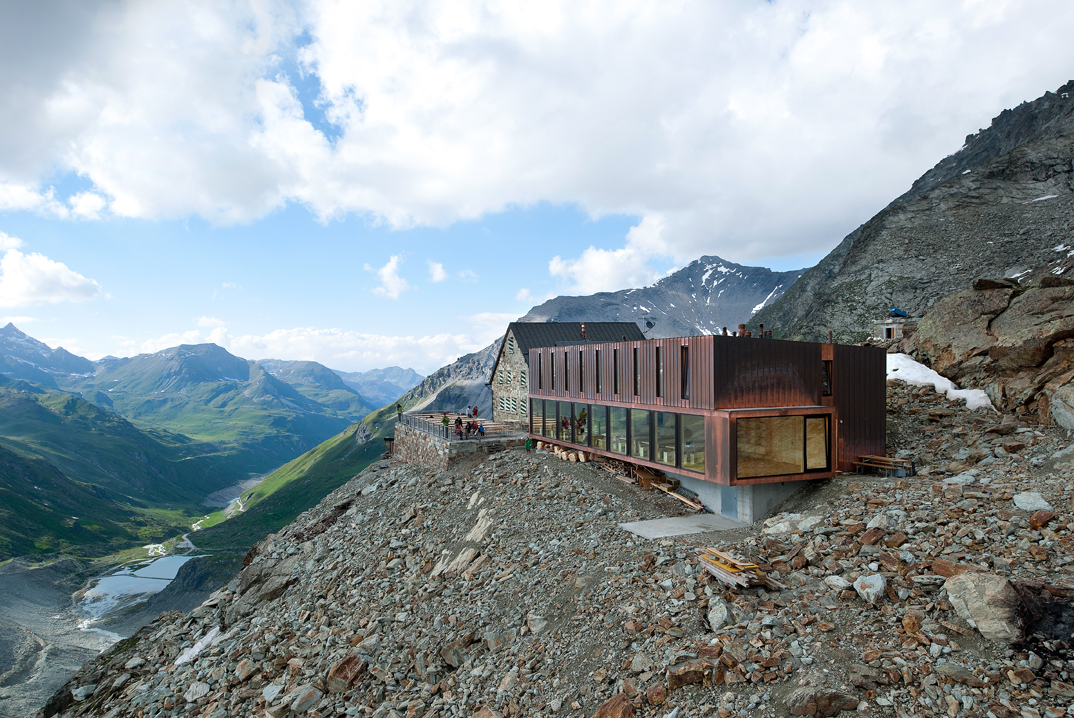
[619,513,747,539]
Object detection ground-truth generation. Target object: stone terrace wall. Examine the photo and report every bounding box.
[393,421,526,470]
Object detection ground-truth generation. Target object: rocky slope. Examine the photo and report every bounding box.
[753,80,1074,342]
[896,276,1074,432]
[523,257,803,338]
[42,377,1074,718]
[0,323,94,388]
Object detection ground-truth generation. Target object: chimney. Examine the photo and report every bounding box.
[759,323,764,338]
[744,330,752,338]
[737,323,746,336]
[581,323,587,340]
[721,327,728,336]
[828,329,833,344]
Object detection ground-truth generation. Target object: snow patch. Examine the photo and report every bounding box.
[886,354,995,411]
[1030,195,1058,203]
[750,287,780,315]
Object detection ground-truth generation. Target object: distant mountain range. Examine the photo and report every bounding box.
[0,324,424,560]
[753,79,1074,342]
[521,255,803,337]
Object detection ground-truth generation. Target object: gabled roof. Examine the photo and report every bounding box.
[507,322,644,355]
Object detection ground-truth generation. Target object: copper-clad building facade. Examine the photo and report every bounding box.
[527,335,885,487]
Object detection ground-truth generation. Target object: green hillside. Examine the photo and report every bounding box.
[61,344,368,474]
[259,359,376,417]
[0,444,208,560]
[0,379,241,506]
[192,423,383,552]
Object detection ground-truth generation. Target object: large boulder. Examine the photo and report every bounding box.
[916,288,1011,378]
[944,573,1027,642]
[784,688,859,717]
[988,284,1074,370]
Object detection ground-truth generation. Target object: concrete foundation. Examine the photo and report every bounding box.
[673,473,809,525]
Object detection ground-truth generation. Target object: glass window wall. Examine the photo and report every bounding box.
[591,405,608,450]
[558,401,572,441]
[573,403,590,446]
[630,409,651,460]
[542,400,556,438]
[655,411,677,466]
[681,414,705,473]
[736,415,831,479]
[609,407,627,455]
[806,416,829,470]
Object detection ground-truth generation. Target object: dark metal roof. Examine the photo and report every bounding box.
[507,322,644,355]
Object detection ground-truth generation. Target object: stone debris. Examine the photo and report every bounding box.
[36,378,1074,718]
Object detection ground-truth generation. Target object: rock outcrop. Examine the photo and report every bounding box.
[909,277,1074,429]
[754,80,1074,343]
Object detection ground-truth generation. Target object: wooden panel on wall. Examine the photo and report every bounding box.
[832,344,886,471]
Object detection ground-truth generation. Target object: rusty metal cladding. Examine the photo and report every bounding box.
[831,343,886,472]
[527,333,884,486]
[712,336,821,409]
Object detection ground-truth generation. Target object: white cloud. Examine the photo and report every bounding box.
[549,215,666,294]
[515,288,532,303]
[427,260,447,282]
[133,323,492,374]
[1,1,1074,266]
[0,315,39,325]
[68,191,107,220]
[0,243,103,308]
[457,269,478,283]
[462,312,517,346]
[0,232,24,251]
[196,316,226,327]
[364,254,409,299]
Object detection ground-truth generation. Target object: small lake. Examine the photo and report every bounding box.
[77,555,203,640]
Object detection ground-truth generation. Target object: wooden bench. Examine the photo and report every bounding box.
[855,455,914,477]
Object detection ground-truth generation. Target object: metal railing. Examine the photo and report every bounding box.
[397,412,523,441]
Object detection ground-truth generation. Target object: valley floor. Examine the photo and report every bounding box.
[0,559,110,718]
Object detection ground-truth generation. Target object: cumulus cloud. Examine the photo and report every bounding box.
[2,1,1074,266]
[427,260,447,282]
[364,254,409,299]
[0,235,102,307]
[68,191,107,220]
[549,214,668,294]
[134,322,497,374]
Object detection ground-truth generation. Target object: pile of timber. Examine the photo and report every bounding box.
[592,458,703,511]
[698,548,785,591]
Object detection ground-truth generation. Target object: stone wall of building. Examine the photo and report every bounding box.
[491,329,530,426]
[394,422,527,470]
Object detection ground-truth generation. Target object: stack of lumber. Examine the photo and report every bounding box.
[698,548,785,591]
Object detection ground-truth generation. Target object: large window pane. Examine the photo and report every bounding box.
[630,409,651,460]
[542,400,556,438]
[737,416,805,478]
[591,405,608,450]
[806,416,829,470]
[681,415,705,473]
[609,407,627,455]
[656,412,677,466]
[530,399,538,434]
[558,401,572,441]
[573,403,589,446]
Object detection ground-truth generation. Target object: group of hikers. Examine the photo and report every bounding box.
[440,405,484,439]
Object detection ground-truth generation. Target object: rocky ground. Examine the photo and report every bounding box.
[37,379,1074,718]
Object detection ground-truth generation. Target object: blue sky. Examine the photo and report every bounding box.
[1,1,1073,374]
